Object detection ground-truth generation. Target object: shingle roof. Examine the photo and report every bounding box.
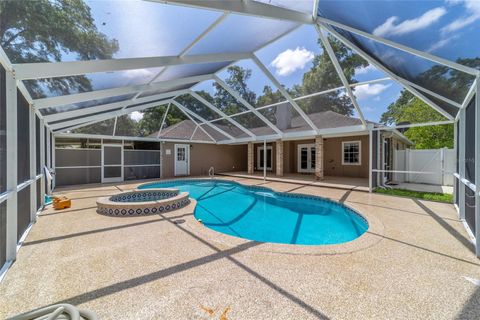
[149,110,395,142]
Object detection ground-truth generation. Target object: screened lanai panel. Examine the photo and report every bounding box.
[199,124,229,142]
[40,94,135,116]
[296,89,364,130]
[175,94,222,121]
[254,0,314,13]
[216,59,285,108]
[318,1,480,66]
[23,68,163,100]
[17,91,30,184]
[72,119,116,136]
[328,27,475,106]
[1,1,222,64]
[258,103,311,133]
[328,35,389,84]
[115,107,165,137]
[193,80,249,116]
[231,112,276,136]
[138,83,197,99]
[191,127,213,142]
[209,119,249,139]
[0,65,5,194]
[465,96,475,183]
[154,61,232,83]
[187,13,298,55]
[255,25,342,99]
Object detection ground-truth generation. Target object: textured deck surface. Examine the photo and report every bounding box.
[0,176,478,319]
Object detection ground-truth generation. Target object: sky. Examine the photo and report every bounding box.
[33,0,478,125]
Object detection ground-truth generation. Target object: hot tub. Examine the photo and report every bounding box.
[96,188,190,217]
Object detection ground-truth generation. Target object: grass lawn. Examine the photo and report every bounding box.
[374,188,453,203]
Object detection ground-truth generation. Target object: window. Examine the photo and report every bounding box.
[177,148,185,161]
[342,141,361,165]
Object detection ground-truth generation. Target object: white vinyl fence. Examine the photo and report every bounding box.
[393,148,454,186]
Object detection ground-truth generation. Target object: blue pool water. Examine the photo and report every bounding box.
[139,179,368,245]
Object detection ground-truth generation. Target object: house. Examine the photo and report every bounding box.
[150,109,412,183]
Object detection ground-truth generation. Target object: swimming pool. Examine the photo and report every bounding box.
[139,179,368,245]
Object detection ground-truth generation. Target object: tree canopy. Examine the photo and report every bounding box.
[0,0,119,97]
[380,90,453,149]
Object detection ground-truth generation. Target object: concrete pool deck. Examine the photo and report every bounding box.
[0,176,479,319]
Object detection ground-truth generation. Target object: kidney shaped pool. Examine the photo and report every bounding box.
[139,179,368,245]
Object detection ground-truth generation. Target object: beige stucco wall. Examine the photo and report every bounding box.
[161,142,247,178]
[323,135,369,178]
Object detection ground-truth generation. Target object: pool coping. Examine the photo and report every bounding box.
[138,178,385,255]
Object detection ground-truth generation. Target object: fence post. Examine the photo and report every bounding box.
[440,147,445,186]
[405,148,410,183]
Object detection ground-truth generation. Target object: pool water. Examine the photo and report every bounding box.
[139,179,368,245]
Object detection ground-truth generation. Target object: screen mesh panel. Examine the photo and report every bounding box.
[35,116,41,174]
[17,186,31,242]
[55,168,101,186]
[124,166,160,181]
[465,185,476,235]
[104,146,122,165]
[465,97,475,183]
[328,27,475,107]
[55,149,101,167]
[124,150,160,166]
[36,178,42,211]
[0,202,6,267]
[104,166,122,178]
[258,103,311,133]
[17,91,30,184]
[0,65,6,193]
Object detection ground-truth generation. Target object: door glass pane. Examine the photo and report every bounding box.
[260,150,264,167]
[311,147,316,169]
[104,146,122,165]
[104,166,121,178]
[266,149,272,168]
[177,148,186,161]
[301,148,308,169]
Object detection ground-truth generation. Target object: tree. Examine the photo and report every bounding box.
[115,114,139,136]
[298,37,368,115]
[380,90,453,149]
[213,66,256,114]
[0,0,119,97]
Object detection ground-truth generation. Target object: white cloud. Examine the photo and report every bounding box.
[129,111,144,122]
[122,69,155,79]
[426,35,457,52]
[373,7,446,37]
[271,47,314,76]
[354,65,375,75]
[354,83,391,100]
[442,0,480,33]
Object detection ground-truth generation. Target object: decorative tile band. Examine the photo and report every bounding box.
[96,188,190,217]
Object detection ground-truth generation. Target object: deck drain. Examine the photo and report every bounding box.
[173,219,186,224]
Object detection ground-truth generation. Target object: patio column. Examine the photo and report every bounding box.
[276,139,283,176]
[315,136,324,180]
[247,142,254,175]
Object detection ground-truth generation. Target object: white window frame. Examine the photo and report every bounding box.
[297,143,316,173]
[257,145,272,171]
[342,140,361,166]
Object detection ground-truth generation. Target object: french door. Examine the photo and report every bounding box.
[298,144,316,173]
[257,146,272,170]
